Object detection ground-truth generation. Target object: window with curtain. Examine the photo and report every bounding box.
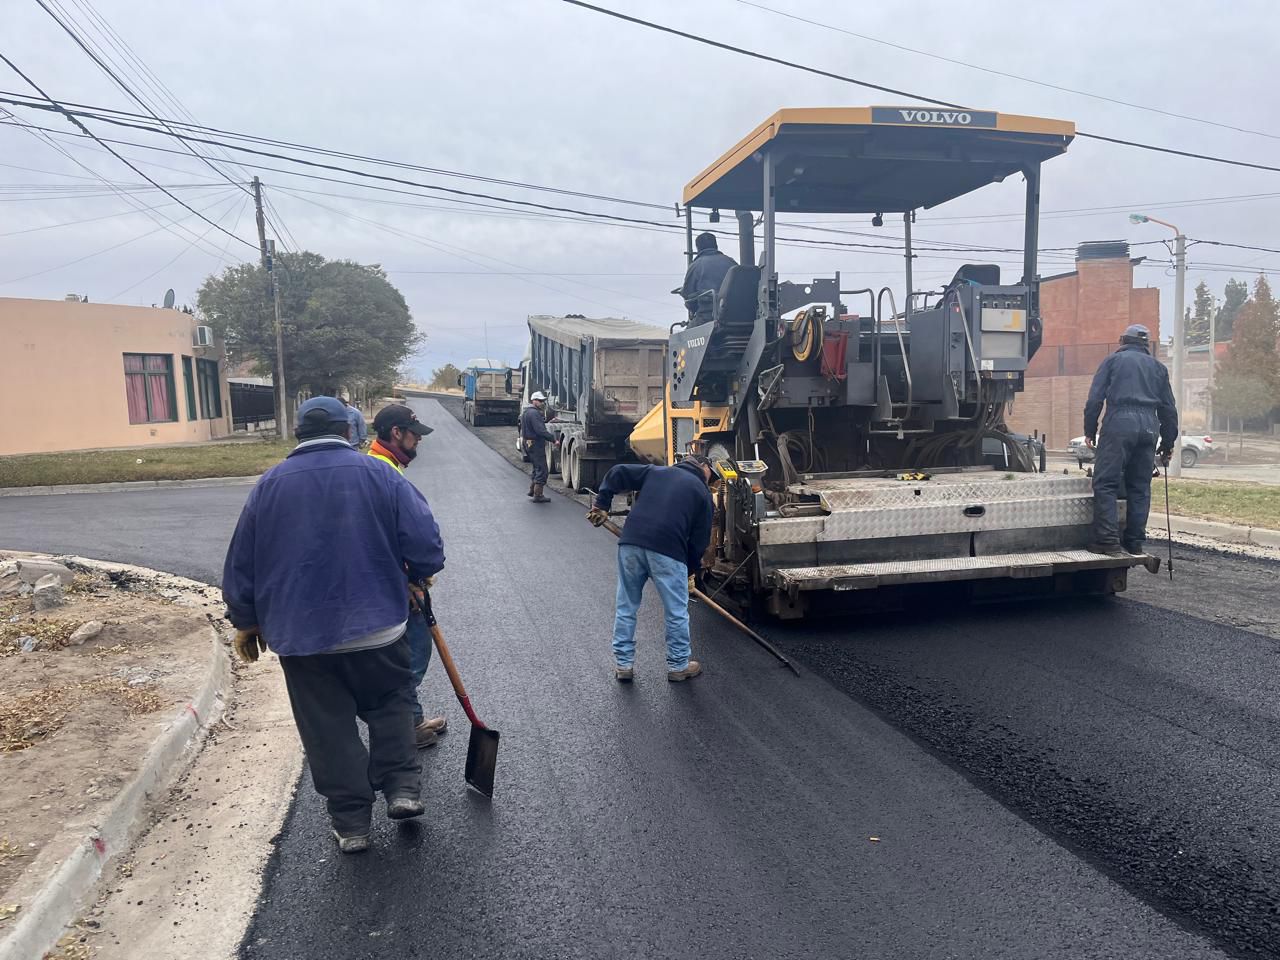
[197,358,222,419]
[123,353,176,424]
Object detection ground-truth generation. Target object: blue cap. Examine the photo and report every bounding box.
[1120,324,1150,344]
[296,396,350,426]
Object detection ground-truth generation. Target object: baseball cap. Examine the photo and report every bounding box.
[373,403,433,437]
[1120,323,1150,343]
[297,396,350,426]
[530,391,547,401]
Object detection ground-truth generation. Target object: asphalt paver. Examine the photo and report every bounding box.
[235,400,1223,960]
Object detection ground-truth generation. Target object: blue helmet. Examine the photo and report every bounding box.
[1120,324,1150,345]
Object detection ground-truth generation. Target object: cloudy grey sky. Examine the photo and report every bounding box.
[4,0,1277,379]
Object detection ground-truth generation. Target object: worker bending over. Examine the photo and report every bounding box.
[588,455,714,682]
[521,391,555,503]
[1083,323,1178,557]
[367,403,448,747]
[222,396,445,854]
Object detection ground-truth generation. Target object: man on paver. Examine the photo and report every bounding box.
[680,232,737,324]
[367,403,449,748]
[521,391,555,504]
[1084,323,1179,558]
[341,393,368,449]
[587,454,714,682]
[222,396,445,854]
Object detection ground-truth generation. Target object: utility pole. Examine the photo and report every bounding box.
[1206,298,1218,434]
[1171,231,1186,477]
[1130,213,1184,476]
[253,177,289,435]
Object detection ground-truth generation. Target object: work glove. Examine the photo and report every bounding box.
[587,507,608,527]
[1159,448,1172,468]
[232,626,266,664]
[407,577,435,611]
[688,574,697,593]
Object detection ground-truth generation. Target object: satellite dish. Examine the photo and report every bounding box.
[163,288,175,309]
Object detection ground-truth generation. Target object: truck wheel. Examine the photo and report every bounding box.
[566,444,581,493]
[1181,447,1198,468]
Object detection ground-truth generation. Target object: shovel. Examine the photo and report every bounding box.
[417,588,500,798]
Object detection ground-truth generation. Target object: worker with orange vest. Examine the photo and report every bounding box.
[369,403,448,747]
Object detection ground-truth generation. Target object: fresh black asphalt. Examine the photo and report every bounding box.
[4,398,1275,957]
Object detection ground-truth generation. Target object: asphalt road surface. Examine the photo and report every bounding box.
[1,398,1276,958]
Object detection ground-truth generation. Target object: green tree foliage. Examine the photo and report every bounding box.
[429,363,464,391]
[1215,275,1279,405]
[1184,280,1213,347]
[197,252,421,401]
[1216,277,1249,342]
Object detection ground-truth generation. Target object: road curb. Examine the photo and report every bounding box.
[0,566,231,960]
[1170,515,1279,549]
[0,476,258,498]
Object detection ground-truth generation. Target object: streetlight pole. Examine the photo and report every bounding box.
[1130,213,1185,477]
[1207,298,1218,434]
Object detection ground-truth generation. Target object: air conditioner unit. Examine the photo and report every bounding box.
[193,325,214,347]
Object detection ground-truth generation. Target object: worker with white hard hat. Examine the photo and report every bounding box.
[520,391,556,503]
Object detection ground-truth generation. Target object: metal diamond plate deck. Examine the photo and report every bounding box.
[792,473,1092,509]
[773,549,1137,590]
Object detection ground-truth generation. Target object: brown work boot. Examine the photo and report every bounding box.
[527,483,535,498]
[1088,542,1128,559]
[331,828,370,854]
[614,665,634,683]
[414,715,447,749]
[386,795,425,820]
[667,660,702,682]
[531,483,550,503]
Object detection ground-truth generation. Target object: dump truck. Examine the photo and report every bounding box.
[628,105,1159,618]
[522,315,667,492]
[460,359,521,426]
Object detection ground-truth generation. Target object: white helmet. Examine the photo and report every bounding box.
[530,391,547,401]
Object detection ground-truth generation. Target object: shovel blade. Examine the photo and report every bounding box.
[464,726,500,798]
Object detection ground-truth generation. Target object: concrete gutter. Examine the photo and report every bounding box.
[0,476,257,498]
[1170,515,1280,550]
[0,563,232,960]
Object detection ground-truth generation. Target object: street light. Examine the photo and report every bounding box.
[1130,212,1185,477]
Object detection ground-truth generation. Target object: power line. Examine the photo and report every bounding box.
[108,190,246,299]
[0,187,231,237]
[732,0,1279,143]
[34,0,254,197]
[0,55,256,248]
[558,0,1280,175]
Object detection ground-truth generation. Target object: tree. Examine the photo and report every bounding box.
[197,252,421,406]
[1212,372,1275,453]
[1185,280,1213,346]
[1216,275,1280,400]
[429,364,463,391]
[1217,277,1249,342]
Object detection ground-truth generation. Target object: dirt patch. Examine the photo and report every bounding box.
[0,560,212,903]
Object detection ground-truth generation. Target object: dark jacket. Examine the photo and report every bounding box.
[521,404,554,443]
[594,461,714,572]
[1084,343,1179,449]
[222,439,445,656]
[680,248,737,320]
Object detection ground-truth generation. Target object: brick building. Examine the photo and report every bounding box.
[1007,241,1160,448]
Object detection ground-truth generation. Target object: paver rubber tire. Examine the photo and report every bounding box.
[566,443,581,493]
[1181,447,1198,468]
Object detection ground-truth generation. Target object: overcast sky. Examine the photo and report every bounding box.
[4,0,1277,379]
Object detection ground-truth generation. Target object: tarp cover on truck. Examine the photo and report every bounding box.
[528,315,667,350]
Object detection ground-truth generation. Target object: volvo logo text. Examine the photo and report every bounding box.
[899,109,970,125]
[686,336,707,349]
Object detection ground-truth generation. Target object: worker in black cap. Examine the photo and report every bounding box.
[679,232,736,324]
[587,454,715,683]
[367,403,447,748]
[369,403,432,472]
[223,396,444,853]
[1083,323,1179,557]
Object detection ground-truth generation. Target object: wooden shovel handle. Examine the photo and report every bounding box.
[418,589,489,730]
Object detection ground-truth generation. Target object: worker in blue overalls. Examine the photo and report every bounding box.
[1083,324,1179,557]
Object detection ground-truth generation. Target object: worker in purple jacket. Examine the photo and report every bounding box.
[222,396,445,854]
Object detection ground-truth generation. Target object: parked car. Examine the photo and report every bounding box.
[1069,433,1216,469]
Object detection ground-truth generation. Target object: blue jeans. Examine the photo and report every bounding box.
[612,544,692,671]
[405,610,432,723]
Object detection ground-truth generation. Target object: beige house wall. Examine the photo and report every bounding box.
[0,297,232,456]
